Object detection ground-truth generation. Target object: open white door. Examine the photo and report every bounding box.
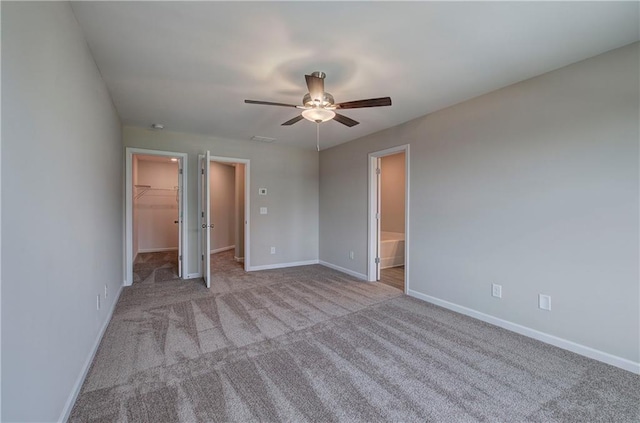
[376,157,382,281]
[201,151,211,288]
[177,160,183,278]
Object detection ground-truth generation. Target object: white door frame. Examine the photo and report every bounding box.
[198,155,251,275]
[367,144,410,292]
[124,147,188,286]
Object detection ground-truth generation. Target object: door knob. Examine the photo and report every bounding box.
[201,224,214,229]
[174,220,179,224]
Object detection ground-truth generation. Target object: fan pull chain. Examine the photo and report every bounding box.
[316,122,320,152]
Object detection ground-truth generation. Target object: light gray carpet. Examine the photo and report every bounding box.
[70,253,639,422]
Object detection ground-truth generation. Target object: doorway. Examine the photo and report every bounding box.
[125,148,187,286]
[199,152,250,288]
[368,145,410,292]
[209,160,245,272]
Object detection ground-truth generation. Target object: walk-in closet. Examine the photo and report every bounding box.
[132,154,181,283]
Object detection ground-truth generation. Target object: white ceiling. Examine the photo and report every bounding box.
[71,2,639,150]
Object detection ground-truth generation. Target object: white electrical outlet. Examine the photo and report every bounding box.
[492,283,502,298]
[260,207,268,215]
[349,251,355,260]
[539,294,551,311]
[270,246,276,254]
[96,295,101,310]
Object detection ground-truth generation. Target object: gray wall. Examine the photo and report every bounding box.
[320,43,639,363]
[124,127,319,273]
[2,2,123,421]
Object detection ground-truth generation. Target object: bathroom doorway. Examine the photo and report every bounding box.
[368,145,410,292]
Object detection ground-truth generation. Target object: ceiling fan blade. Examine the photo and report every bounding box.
[281,115,304,126]
[245,99,299,108]
[333,113,359,127]
[335,97,392,109]
[305,74,325,103]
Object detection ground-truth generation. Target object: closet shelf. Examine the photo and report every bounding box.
[134,185,178,200]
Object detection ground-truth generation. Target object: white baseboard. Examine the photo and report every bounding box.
[407,289,640,375]
[319,261,367,280]
[59,284,124,422]
[248,259,318,271]
[210,245,235,254]
[137,247,178,253]
[234,256,245,262]
[186,272,202,279]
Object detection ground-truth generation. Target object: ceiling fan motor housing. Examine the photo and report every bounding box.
[303,92,335,108]
[310,71,326,79]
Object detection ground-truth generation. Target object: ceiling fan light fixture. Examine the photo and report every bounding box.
[301,108,335,123]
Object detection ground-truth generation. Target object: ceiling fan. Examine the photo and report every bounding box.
[244,71,392,127]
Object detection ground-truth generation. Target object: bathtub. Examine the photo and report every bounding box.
[380,231,404,269]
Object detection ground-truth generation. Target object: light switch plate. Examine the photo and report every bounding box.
[259,188,267,195]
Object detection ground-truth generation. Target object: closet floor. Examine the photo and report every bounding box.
[133,251,180,284]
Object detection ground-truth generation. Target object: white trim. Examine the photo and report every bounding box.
[59,284,124,422]
[407,289,640,375]
[319,261,368,280]
[210,245,235,254]
[125,148,188,286]
[248,260,318,271]
[186,272,202,279]
[137,247,178,253]
[368,144,410,294]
